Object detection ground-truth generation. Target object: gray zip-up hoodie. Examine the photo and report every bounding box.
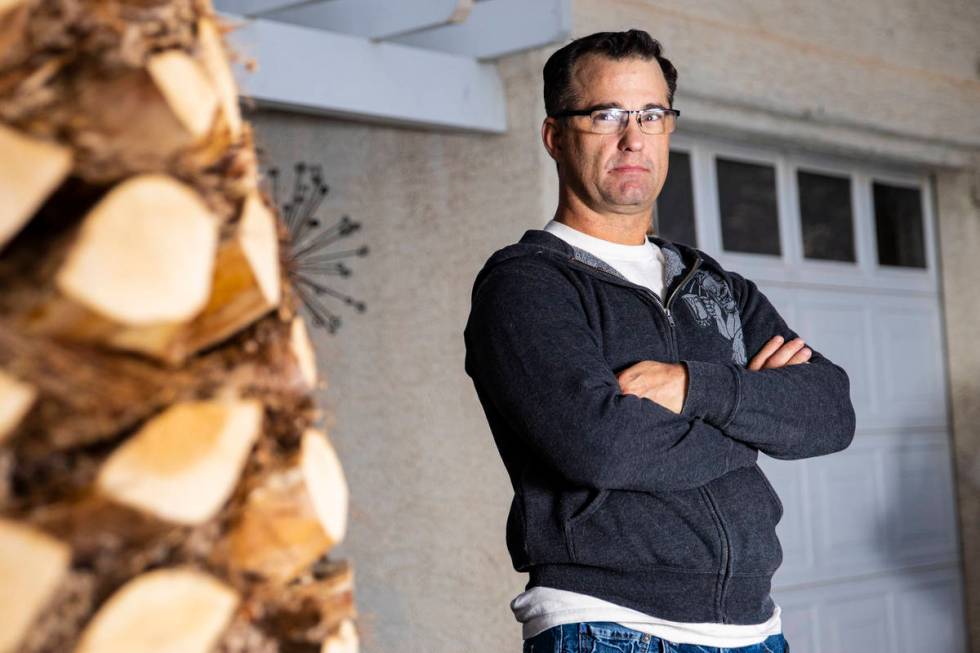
[463,228,856,625]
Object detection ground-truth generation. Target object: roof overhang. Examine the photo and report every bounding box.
[216,0,571,133]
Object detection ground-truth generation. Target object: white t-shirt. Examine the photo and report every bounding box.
[543,219,667,301]
[510,219,782,647]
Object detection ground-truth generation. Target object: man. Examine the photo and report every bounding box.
[463,30,855,653]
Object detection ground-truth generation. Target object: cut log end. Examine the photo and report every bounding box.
[238,193,281,307]
[197,17,242,140]
[227,428,348,582]
[321,619,359,653]
[0,124,72,250]
[54,174,219,326]
[0,518,71,653]
[96,398,263,525]
[75,568,239,653]
[303,428,349,545]
[290,316,318,390]
[146,50,219,139]
[103,190,281,364]
[0,368,36,443]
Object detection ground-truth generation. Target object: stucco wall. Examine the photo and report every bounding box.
[248,49,555,651]
[936,162,980,653]
[246,1,980,650]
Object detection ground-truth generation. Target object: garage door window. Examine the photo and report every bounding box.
[716,157,780,256]
[656,150,697,247]
[873,181,926,269]
[798,170,856,263]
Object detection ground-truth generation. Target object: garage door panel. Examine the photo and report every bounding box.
[883,442,959,560]
[777,601,821,653]
[825,592,894,652]
[895,579,967,653]
[763,458,813,567]
[874,304,946,428]
[764,433,959,586]
[772,567,963,652]
[678,137,963,649]
[814,450,887,571]
[794,299,875,425]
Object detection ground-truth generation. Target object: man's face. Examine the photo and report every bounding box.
[543,55,672,216]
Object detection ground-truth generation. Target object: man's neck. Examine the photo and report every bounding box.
[552,209,651,246]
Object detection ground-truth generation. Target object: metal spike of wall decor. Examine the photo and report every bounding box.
[262,159,369,334]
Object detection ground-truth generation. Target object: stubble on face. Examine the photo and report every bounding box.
[559,55,672,217]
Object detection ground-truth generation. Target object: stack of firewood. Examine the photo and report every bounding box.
[0,0,357,651]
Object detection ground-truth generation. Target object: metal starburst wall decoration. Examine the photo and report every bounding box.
[264,161,369,334]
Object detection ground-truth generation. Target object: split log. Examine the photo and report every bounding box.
[290,316,320,390]
[0,518,71,653]
[247,559,356,647]
[321,620,359,653]
[227,429,348,583]
[97,398,263,525]
[146,49,219,140]
[0,123,71,249]
[197,17,242,140]
[108,190,282,364]
[0,369,35,443]
[27,174,219,341]
[75,568,239,653]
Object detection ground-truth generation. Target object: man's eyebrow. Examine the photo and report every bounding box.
[584,102,670,111]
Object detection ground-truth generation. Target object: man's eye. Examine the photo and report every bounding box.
[641,111,664,122]
[593,110,621,122]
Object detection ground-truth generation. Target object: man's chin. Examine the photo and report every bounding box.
[602,188,655,209]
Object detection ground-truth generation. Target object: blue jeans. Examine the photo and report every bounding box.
[523,622,789,653]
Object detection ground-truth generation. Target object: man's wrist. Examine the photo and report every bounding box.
[679,359,741,428]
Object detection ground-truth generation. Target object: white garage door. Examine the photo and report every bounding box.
[657,135,968,652]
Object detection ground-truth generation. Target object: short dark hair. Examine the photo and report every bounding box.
[543,29,678,116]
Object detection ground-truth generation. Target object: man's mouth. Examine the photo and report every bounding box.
[610,165,649,173]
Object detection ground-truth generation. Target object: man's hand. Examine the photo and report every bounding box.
[747,335,811,370]
[616,336,812,413]
[616,361,688,414]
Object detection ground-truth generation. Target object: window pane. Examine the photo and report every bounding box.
[798,170,855,262]
[873,182,926,268]
[716,157,780,256]
[655,150,697,247]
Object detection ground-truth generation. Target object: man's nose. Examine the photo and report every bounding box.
[618,114,644,151]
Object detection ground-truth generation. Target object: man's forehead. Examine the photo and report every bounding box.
[569,54,669,105]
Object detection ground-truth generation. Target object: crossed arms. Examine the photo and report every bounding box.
[462,263,856,494]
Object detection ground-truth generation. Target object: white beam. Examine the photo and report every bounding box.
[389,0,571,60]
[225,16,507,133]
[257,0,473,39]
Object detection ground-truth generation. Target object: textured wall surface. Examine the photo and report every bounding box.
[249,50,556,652]
[246,1,980,650]
[936,163,980,653]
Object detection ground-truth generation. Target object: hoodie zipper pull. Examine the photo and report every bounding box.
[665,306,675,327]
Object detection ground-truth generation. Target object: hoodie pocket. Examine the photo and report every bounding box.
[565,488,719,572]
[752,465,784,523]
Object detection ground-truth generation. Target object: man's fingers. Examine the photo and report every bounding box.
[763,338,807,368]
[785,346,812,365]
[748,335,784,371]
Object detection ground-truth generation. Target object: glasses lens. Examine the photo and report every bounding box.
[590,109,625,134]
[638,110,676,135]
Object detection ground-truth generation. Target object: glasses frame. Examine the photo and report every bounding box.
[550,106,681,135]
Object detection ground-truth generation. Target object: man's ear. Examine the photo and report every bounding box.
[541,117,562,162]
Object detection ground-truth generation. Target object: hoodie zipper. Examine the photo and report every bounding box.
[565,251,734,621]
[566,255,702,359]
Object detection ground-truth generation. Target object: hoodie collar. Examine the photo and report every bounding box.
[515,228,694,289]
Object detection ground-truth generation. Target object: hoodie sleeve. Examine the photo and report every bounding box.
[464,262,759,493]
[680,270,856,459]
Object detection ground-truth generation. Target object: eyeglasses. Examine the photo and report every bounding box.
[550,106,680,135]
